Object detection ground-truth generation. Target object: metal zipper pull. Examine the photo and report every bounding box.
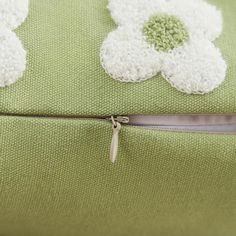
[109,116,129,163]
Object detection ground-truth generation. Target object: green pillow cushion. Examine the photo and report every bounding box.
[0,1,235,236]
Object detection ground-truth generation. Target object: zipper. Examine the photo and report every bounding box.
[108,116,129,163]
[106,115,236,163]
[1,113,236,163]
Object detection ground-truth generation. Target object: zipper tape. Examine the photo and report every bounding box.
[1,114,236,163]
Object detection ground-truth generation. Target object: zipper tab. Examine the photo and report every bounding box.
[109,116,129,163]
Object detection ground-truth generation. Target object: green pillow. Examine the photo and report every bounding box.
[0,1,235,236]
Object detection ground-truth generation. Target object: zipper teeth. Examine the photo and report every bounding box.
[125,115,236,134]
[127,115,236,126]
[1,113,236,133]
[2,113,236,124]
[126,115,236,134]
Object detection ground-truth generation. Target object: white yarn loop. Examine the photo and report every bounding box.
[0,0,29,87]
[100,0,227,94]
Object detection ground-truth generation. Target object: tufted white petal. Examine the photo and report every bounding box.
[100,26,162,82]
[167,0,223,41]
[161,38,227,94]
[0,25,27,87]
[0,0,29,30]
[101,0,227,94]
[108,0,168,26]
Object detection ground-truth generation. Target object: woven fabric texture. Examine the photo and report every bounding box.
[0,116,236,236]
[0,0,235,116]
[0,1,236,236]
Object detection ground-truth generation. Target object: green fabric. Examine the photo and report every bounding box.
[0,116,236,236]
[143,15,189,52]
[0,0,235,117]
[0,1,236,235]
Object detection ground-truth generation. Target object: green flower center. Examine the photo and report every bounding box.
[143,15,189,52]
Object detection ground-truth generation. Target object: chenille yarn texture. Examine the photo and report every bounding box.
[100,0,227,94]
[143,14,189,52]
[0,0,236,117]
[0,0,28,87]
[0,1,235,236]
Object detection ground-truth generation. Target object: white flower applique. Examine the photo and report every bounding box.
[0,0,29,87]
[100,0,227,94]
